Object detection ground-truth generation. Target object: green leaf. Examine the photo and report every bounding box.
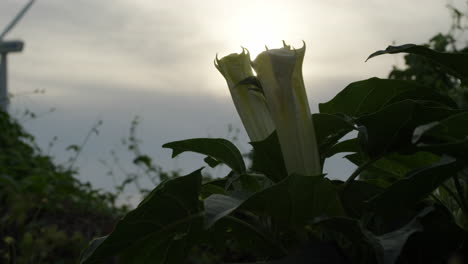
[312,113,355,160]
[367,44,468,80]
[242,175,344,226]
[413,112,468,158]
[163,138,246,173]
[340,181,383,218]
[315,207,435,264]
[356,100,456,157]
[204,174,272,229]
[239,242,349,264]
[368,158,462,216]
[80,169,203,264]
[345,151,441,186]
[200,182,226,199]
[205,216,283,259]
[319,78,455,117]
[204,156,221,168]
[399,205,468,263]
[312,113,355,144]
[324,138,360,158]
[204,194,245,228]
[203,175,259,229]
[204,175,343,228]
[250,132,287,182]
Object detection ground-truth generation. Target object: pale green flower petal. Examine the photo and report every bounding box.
[215,50,275,142]
[252,43,321,176]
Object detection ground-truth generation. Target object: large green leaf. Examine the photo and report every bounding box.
[413,112,468,158]
[356,100,456,157]
[340,181,383,218]
[250,132,287,182]
[204,175,343,228]
[367,44,468,80]
[398,205,468,263]
[367,158,462,216]
[203,216,284,260]
[231,242,349,264]
[80,169,203,264]
[315,207,435,264]
[312,113,355,144]
[243,175,344,226]
[204,194,245,228]
[163,138,246,173]
[319,78,455,117]
[345,151,441,187]
[324,138,360,159]
[312,113,355,161]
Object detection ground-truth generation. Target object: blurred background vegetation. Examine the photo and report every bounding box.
[1,3,468,264]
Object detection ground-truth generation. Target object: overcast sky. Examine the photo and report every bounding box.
[1,0,464,202]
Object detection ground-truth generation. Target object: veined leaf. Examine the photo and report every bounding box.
[340,180,383,218]
[367,158,462,216]
[203,174,343,228]
[250,132,287,182]
[319,78,455,117]
[413,112,468,158]
[312,113,355,144]
[242,175,344,226]
[324,138,360,159]
[345,151,441,187]
[229,242,349,264]
[163,138,246,173]
[312,113,356,161]
[315,206,435,264]
[204,194,245,228]
[356,100,456,157]
[367,44,468,80]
[80,169,203,264]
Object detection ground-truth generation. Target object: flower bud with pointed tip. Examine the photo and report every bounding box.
[251,42,321,176]
[215,49,275,142]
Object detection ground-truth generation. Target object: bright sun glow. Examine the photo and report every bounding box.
[222,2,300,58]
[207,2,307,97]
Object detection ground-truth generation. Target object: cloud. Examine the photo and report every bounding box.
[0,0,459,197]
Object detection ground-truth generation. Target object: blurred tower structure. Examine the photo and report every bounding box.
[0,0,35,111]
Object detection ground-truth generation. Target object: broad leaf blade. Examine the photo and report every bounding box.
[368,158,462,216]
[250,132,287,182]
[356,100,456,157]
[80,169,203,264]
[312,113,355,144]
[163,138,246,173]
[315,207,434,264]
[242,175,344,226]
[319,78,454,117]
[340,181,383,218]
[345,151,441,187]
[414,112,468,158]
[204,175,343,228]
[204,194,244,228]
[324,138,360,159]
[367,44,468,80]
[312,113,355,161]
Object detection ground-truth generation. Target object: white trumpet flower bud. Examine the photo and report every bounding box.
[215,49,275,142]
[251,42,321,176]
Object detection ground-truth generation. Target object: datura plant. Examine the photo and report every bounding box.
[216,42,321,176]
[214,49,274,142]
[252,42,321,176]
[81,42,468,264]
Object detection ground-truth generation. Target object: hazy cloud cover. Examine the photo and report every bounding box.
[0,0,462,199]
